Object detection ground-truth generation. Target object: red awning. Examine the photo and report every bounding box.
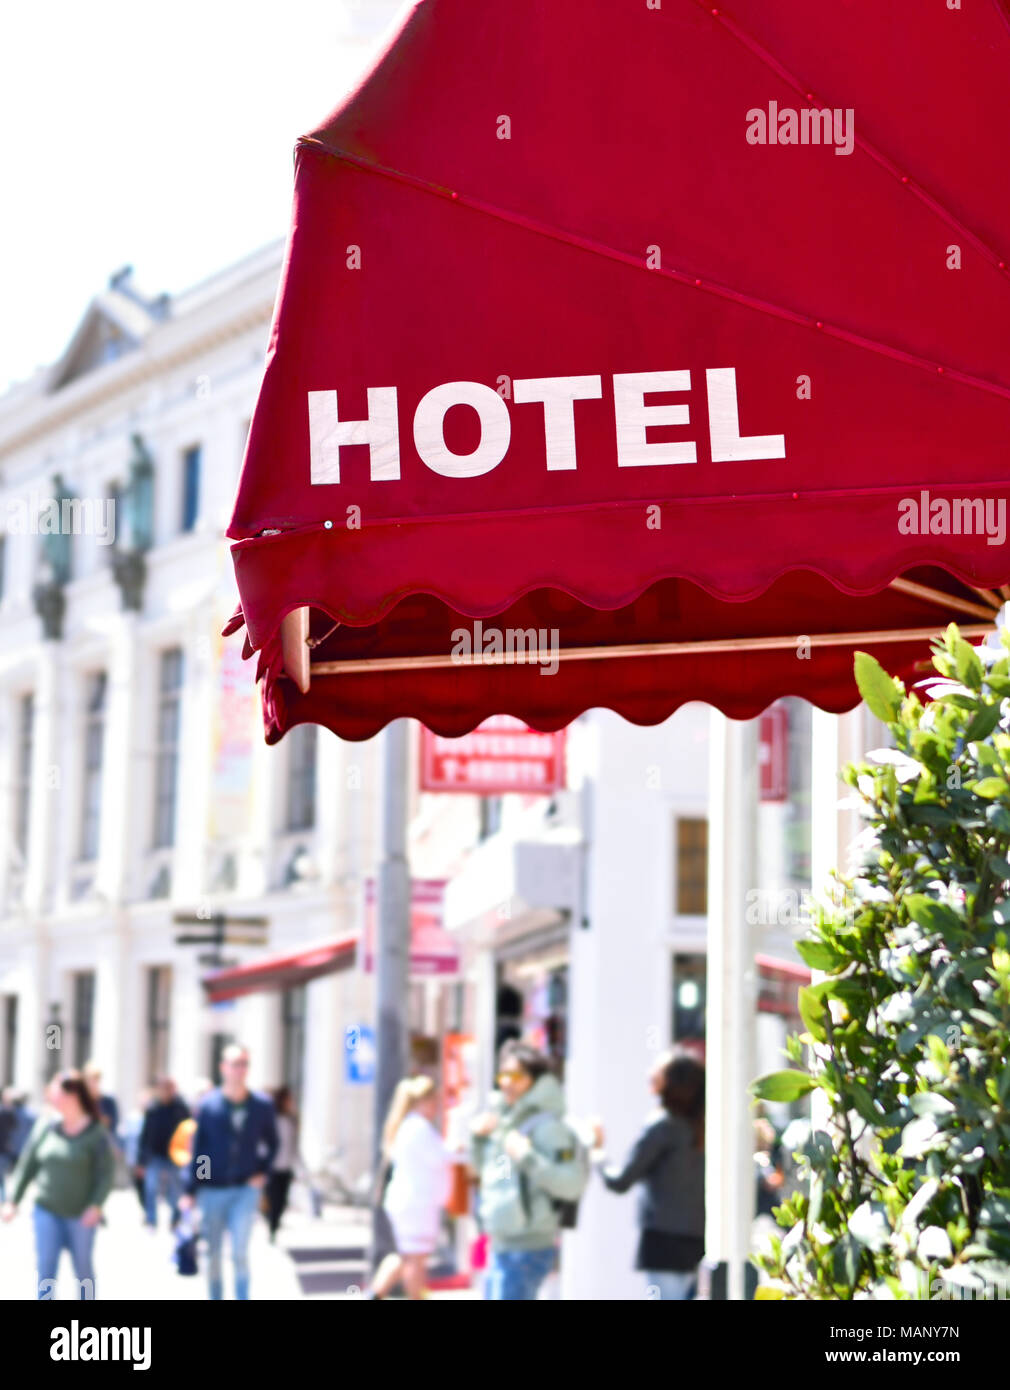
[202,935,357,1003]
[228,0,1010,742]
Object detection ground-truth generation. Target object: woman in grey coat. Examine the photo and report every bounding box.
[592,1046,705,1300]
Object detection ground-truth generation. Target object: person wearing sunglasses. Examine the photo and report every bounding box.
[177,1044,278,1300]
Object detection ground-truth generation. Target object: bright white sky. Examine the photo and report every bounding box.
[0,0,405,392]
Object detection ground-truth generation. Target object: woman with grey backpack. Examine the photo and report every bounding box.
[470,1041,589,1301]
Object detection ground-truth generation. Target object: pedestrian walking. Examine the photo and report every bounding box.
[369,1076,451,1299]
[83,1063,120,1139]
[471,1042,588,1301]
[265,1086,300,1241]
[591,1045,706,1301]
[5,1089,37,1163]
[0,1090,16,1202]
[121,1089,152,1216]
[136,1078,190,1229]
[178,1045,278,1300]
[167,1077,213,1169]
[0,1070,115,1300]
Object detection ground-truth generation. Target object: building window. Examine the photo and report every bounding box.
[675,817,708,916]
[286,724,317,831]
[281,985,307,1105]
[80,672,107,862]
[72,971,95,1069]
[672,953,707,1043]
[181,445,201,532]
[3,995,17,1086]
[153,648,184,849]
[145,966,172,1083]
[13,694,34,862]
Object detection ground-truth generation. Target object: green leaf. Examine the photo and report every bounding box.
[750,1070,817,1103]
[908,1093,956,1118]
[966,702,1004,741]
[849,1085,879,1125]
[808,1173,824,1226]
[904,895,962,934]
[854,651,903,722]
[754,1285,786,1300]
[972,777,1010,799]
[795,939,846,972]
[952,633,984,690]
[798,986,828,1043]
[832,1232,862,1287]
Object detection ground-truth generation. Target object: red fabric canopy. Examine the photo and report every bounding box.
[228,0,1010,742]
[202,935,356,1002]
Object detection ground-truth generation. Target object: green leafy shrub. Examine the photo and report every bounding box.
[753,624,1010,1300]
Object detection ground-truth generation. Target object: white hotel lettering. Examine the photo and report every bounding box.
[307,369,785,484]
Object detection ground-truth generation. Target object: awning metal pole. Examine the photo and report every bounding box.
[701,710,758,1300]
[371,717,411,1270]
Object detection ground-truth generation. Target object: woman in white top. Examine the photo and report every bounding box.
[371,1076,450,1299]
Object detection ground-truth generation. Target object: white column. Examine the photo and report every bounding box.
[91,921,130,1100]
[97,614,138,904]
[811,706,866,890]
[171,961,206,1093]
[25,644,61,914]
[16,940,50,1097]
[562,715,671,1301]
[472,945,497,1106]
[703,711,759,1300]
[301,971,342,1171]
[173,622,215,902]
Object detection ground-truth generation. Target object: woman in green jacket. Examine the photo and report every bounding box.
[0,1070,115,1299]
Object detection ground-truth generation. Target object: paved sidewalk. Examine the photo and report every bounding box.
[276,1202,479,1300]
[0,1188,300,1301]
[0,1188,479,1301]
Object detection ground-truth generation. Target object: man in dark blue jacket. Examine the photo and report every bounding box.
[179,1045,278,1300]
[136,1078,190,1229]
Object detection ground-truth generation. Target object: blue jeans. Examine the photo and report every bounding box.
[143,1157,181,1227]
[485,1247,556,1301]
[645,1269,696,1300]
[197,1184,261,1300]
[33,1204,97,1300]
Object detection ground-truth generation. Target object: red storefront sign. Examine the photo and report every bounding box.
[420,717,566,794]
[363,878,459,976]
[759,704,789,802]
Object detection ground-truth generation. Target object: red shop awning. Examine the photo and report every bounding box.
[228,0,1010,742]
[202,935,357,1003]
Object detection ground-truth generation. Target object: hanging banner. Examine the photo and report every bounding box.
[420,716,566,795]
[208,616,258,839]
[363,878,459,976]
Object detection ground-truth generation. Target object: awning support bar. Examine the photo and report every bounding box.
[307,624,992,676]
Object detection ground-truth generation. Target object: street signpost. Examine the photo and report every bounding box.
[172,911,269,970]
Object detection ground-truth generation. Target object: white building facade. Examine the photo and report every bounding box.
[0,244,380,1176]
